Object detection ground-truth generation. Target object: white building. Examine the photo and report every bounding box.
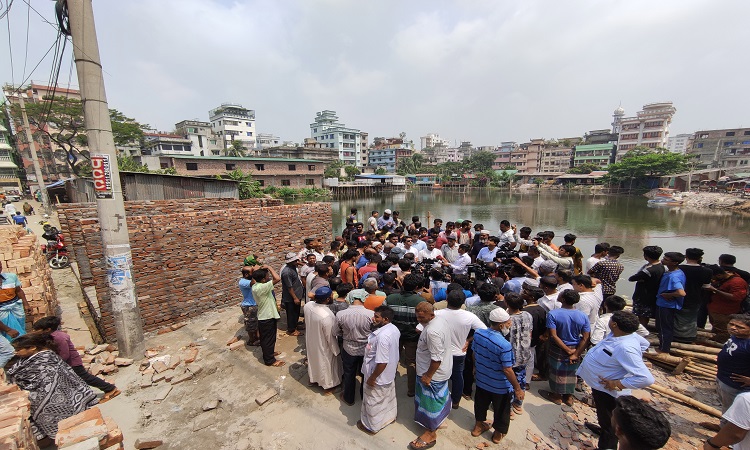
[666,133,692,154]
[256,133,281,150]
[310,110,363,167]
[175,120,220,156]
[209,103,256,151]
[420,133,450,150]
[616,102,676,160]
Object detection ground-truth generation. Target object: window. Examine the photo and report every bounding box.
[725,142,734,146]
[308,164,316,171]
[160,163,169,169]
[161,144,173,150]
[726,132,736,137]
[288,164,296,170]
[257,179,265,186]
[226,164,236,170]
[246,122,252,126]
[313,128,317,133]
[186,163,198,170]
[246,132,253,136]
[306,179,315,186]
[745,131,750,136]
[696,143,704,148]
[255,164,265,171]
[281,179,291,186]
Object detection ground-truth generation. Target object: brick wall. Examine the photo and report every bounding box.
[166,158,325,188]
[0,380,39,450]
[58,199,331,341]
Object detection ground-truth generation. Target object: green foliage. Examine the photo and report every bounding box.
[463,151,496,173]
[324,160,346,179]
[109,109,149,146]
[567,163,601,174]
[117,156,149,173]
[156,167,177,175]
[224,140,247,157]
[262,185,330,199]
[605,147,692,182]
[374,167,387,175]
[344,165,361,180]
[225,169,263,199]
[396,153,424,175]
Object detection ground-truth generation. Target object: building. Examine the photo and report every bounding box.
[585,129,618,145]
[157,155,325,188]
[616,102,676,158]
[139,133,194,169]
[612,106,625,134]
[496,141,519,155]
[666,133,692,154]
[368,136,413,172]
[257,143,339,164]
[256,133,281,150]
[2,83,84,182]
[359,132,370,167]
[209,103,256,150]
[493,145,525,170]
[572,143,616,168]
[309,110,363,167]
[540,140,577,173]
[175,120,220,156]
[420,133,450,150]
[0,123,22,193]
[687,128,750,168]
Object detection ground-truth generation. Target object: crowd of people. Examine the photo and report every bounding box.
[232,207,750,450]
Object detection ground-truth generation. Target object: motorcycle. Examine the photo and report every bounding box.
[40,227,70,269]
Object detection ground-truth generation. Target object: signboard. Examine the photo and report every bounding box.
[91,154,114,199]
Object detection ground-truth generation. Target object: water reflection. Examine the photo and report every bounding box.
[324,190,750,294]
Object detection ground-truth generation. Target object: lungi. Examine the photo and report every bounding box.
[360,382,397,433]
[0,299,25,340]
[414,378,451,431]
[547,343,580,395]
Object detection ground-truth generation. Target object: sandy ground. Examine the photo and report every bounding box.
[14,198,726,450]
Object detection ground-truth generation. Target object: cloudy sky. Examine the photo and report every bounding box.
[2,0,748,147]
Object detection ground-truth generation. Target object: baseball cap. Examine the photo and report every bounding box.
[314,286,333,299]
[489,308,510,323]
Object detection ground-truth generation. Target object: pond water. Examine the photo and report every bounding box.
[325,190,750,294]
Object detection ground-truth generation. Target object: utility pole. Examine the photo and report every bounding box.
[16,93,51,214]
[67,0,144,357]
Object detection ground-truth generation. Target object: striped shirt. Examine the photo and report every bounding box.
[385,291,424,342]
[472,328,515,394]
[336,305,374,356]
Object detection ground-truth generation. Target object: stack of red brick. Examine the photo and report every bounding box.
[0,375,38,450]
[0,226,57,329]
[54,407,123,449]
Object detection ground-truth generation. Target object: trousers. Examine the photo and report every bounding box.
[474,386,511,434]
[258,318,278,365]
[591,388,618,450]
[449,354,466,405]
[341,349,364,405]
[72,365,116,393]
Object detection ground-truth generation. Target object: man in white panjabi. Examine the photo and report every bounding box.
[304,286,342,394]
[358,305,401,435]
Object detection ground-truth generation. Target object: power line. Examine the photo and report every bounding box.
[5,2,14,86]
[20,0,29,80]
[12,36,60,91]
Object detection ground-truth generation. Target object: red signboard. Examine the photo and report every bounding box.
[91,154,113,199]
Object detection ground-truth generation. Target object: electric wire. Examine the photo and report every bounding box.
[20,0,29,80]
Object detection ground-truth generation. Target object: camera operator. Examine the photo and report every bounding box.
[441,244,471,276]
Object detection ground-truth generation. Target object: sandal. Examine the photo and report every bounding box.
[471,421,491,437]
[491,431,506,444]
[512,403,524,415]
[287,330,303,336]
[409,438,436,450]
[538,389,562,405]
[270,360,286,367]
[100,388,121,404]
[357,420,376,435]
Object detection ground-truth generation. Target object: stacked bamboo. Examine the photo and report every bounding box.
[0,226,57,327]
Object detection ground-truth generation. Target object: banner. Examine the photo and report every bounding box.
[91,154,114,199]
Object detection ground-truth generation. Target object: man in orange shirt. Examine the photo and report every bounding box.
[706,265,748,343]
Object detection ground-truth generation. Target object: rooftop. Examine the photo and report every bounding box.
[167,155,324,163]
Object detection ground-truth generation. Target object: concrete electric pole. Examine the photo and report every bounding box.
[15,94,51,214]
[67,0,145,357]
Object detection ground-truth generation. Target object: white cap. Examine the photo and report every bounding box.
[384,209,392,214]
[489,308,510,323]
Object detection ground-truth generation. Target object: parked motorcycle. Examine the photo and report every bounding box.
[40,226,70,269]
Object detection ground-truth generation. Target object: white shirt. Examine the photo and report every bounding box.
[724,392,750,450]
[448,253,471,275]
[532,256,545,271]
[498,229,516,246]
[416,316,453,382]
[419,248,443,264]
[584,256,600,274]
[435,309,487,356]
[363,323,401,386]
[576,289,603,326]
[399,244,421,261]
[539,292,561,312]
[590,312,650,345]
[368,216,378,231]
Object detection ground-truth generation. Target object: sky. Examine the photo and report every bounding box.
[1,0,749,147]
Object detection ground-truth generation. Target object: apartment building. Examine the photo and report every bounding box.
[174,120,219,156]
[369,136,412,172]
[572,144,616,168]
[688,128,750,168]
[666,133,692,154]
[209,103,256,150]
[616,102,676,159]
[420,133,450,150]
[0,123,22,192]
[310,110,363,167]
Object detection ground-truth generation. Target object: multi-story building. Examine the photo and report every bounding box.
[687,128,750,168]
[585,129,618,145]
[0,123,22,192]
[666,133,692,154]
[496,142,519,155]
[420,133,450,150]
[368,136,412,172]
[2,83,84,182]
[158,155,325,188]
[209,103,256,150]
[458,141,475,160]
[540,141,576,173]
[430,145,462,164]
[310,110,362,167]
[256,133,281,151]
[174,120,219,156]
[516,139,544,174]
[616,102,676,158]
[359,132,370,167]
[138,133,194,169]
[257,142,339,164]
[572,144,616,168]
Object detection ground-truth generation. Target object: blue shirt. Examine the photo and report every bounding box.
[477,247,499,263]
[501,277,526,295]
[547,308,590,346]
[717,335,750,390]
[472,328,515,394]
[656,269,686,309]
[239,278,256,307]
[12,214,26,225]
[355,254,369,270]
[577,333,654,396]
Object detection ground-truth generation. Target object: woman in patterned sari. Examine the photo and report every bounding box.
[7,332,98,446]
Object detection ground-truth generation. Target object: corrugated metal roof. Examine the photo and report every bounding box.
[167,155,324,163]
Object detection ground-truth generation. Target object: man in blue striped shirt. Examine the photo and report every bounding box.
[470,308,524,445]
[577,310,654,450]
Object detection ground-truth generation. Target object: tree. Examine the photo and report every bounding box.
[344,165,361,181]
[224,139,247,157]
[117,156,149,173]
[110,109,150,146]
[324,160,346,179]
[567,163,601,174]
[397,153,424,175]
[223,169,263,199]
[374,167,387,175]
[605,147,692,183]
[463,151,496,173]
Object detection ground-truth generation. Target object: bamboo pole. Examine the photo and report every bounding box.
[648,384,722,418]
[670,349,717,363]
[695,339,724,349]
[670,342,721,355]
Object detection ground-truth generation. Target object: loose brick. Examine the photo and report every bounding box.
[134,438,163,449]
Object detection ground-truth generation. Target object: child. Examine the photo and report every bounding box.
[32,316,121,403]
